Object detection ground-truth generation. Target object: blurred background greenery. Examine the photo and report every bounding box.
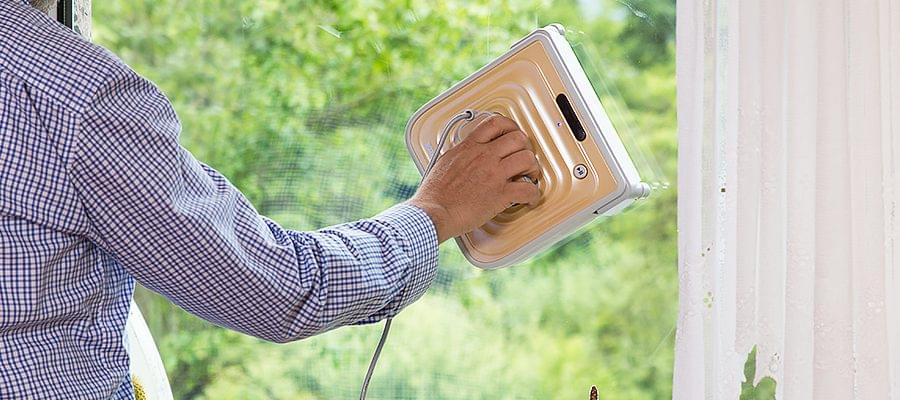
[92,0,676,398]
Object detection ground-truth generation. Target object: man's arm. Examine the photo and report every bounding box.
[71,69,439,342]
[71,64,540,343]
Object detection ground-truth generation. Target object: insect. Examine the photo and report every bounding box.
[590,385,599,400]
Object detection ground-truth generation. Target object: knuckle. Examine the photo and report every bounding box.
[513,131,528,146]
[504,183,521,196]
[485,115,516,132]
[484,115,501,130]
[502,157,520,172]
[518,185,540,203]
[517,151,533,164]
[522,181,539,193]
[504,158,523,174]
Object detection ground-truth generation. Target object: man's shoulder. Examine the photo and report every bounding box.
[0,1,134,113]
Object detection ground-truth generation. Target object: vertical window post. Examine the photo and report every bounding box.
[55,0,91,39]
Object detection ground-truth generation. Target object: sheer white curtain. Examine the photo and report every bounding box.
[675,0,900,398]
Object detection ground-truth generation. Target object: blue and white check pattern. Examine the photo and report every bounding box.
[0,1,439,398]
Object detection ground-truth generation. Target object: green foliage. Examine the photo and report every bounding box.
[740,346,777,400]
[95,0,676,398]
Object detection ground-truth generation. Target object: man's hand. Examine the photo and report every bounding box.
[408,114,542,243]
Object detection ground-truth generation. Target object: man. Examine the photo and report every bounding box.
[0,0,542,398]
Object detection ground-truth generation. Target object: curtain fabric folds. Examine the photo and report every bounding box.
[675,0,900,398]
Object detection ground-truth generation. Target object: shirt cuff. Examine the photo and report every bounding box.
[370,203,439,317]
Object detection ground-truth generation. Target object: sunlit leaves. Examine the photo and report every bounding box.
[95,0,676,398]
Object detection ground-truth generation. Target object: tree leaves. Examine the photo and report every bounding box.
[95,0,678,398]
[741,346,778,400]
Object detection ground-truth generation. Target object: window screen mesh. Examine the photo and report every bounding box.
[93,0,676,398]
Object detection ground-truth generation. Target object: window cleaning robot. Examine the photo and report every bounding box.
[360,24,651,399]
[406,23,651,269]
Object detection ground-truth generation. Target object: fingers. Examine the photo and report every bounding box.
[469,114,520,143]
[503,181,542,206]
[500,149,542,182]
[490,129,533,158]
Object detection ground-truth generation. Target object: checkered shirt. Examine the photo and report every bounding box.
[0,1,439,398]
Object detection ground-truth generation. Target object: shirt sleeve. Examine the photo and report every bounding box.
[69,67,439,343]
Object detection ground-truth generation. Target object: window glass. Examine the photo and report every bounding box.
[93,0,676,398]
